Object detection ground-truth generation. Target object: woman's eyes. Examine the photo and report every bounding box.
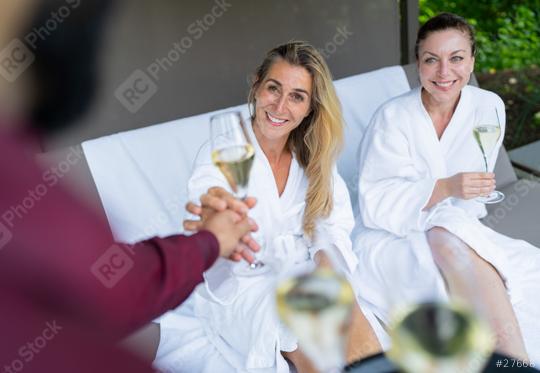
[266,85,305,103]
[291,93,304,102]
[424,56,464,64]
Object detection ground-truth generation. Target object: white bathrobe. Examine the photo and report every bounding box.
[353,85,540,363]
[154,121,359,372]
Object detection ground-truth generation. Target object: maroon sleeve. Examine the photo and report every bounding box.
[0,135,221,341]
[107,230,220,333]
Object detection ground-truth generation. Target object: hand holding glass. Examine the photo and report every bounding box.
[210,111,264,270]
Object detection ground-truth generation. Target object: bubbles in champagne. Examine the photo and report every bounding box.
[473,125,501,155]
[212,144,254,197]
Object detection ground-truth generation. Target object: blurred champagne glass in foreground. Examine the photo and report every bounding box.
[388,300,495,373]
[387,233,496,373]
[276,266,355,373]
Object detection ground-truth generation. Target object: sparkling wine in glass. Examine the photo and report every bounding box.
[210,112,254,200]
[276,267,355,372]
[386,233,496,373]
[473,106,505,204]
[210,111,264,270]
[388,301,494,373]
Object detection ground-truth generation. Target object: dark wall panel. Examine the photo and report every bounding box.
[49,0,402,148]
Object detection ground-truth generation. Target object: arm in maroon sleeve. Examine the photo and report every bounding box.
[110,231,220,334]
[0,134,222,341]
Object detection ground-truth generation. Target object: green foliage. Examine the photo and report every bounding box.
[419,0,540,72]
[533,111,540,128]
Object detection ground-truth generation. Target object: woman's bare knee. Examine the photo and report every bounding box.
[426,227,471,273]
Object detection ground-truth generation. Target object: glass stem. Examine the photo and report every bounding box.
[482,154,489,173]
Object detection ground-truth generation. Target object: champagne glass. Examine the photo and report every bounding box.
[387,301,495,373]
[210,111,265,270]
[276,266,355,372]
[472,106,505,204]
[386,238,495,373]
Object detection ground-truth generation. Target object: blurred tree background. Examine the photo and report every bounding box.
[419,0,540,149]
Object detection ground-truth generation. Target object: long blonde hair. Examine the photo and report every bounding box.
[248,41,344,238]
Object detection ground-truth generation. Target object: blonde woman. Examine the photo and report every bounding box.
[154,41,381,372]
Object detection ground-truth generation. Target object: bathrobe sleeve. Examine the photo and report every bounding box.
[357,103,437,237]
[311,167,358,275]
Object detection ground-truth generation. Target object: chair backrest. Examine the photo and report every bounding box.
[335,66,411,207]
[402,63,517,188]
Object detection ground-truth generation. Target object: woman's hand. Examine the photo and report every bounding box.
[183,187,260,263]
[442,172,496,199]
[314,250,334,269]
[184,187,256,230]
[200,209,258,260]
[424,172,496,209]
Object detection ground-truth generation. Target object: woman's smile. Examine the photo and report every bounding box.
[265,111,288,126]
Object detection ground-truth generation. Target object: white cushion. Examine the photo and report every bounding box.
[335,65,410,211]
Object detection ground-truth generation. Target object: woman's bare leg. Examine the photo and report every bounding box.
[282,349,319,373]
[426,227,528,361]
[345,302,382,363]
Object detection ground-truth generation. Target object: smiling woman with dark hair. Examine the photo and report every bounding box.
[353,12,540,364]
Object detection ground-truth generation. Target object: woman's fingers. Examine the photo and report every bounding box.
[203,188,251,215]
[229,253,242,262]
[468,172,495,179]
[183,219,202,232]
[447,172,496,199]
[243,196,257,209]
[238,247,255,264]
[241,234,260,252]
[185,202,202,216]
[461,174,496,198]
[227,243,255,264]
[193,187,256,216]
[462,185,496,198]
[200,193,228,211]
